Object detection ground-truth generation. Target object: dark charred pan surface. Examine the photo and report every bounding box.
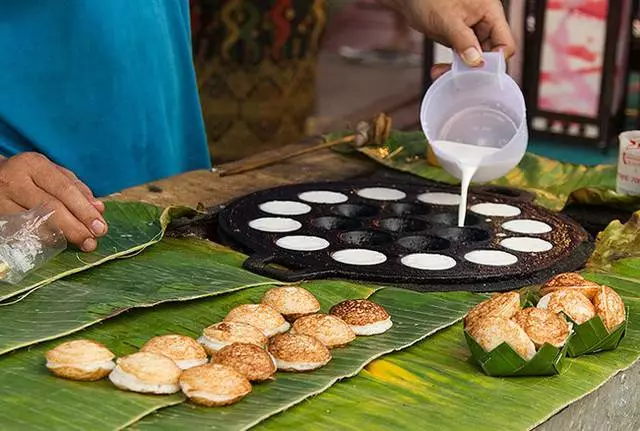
[215,181,593,293]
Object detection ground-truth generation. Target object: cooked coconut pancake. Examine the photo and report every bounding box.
[109,352,181,394]
[537,289,596,324]
[140,334,208,370]
[268,333,331,371]
[539,272,600,300]
[329,299,392,336]
[45,339,115,381]
[180,364,252,407]
[463,291,521,330]
[512,308,571,348]
[198,322,268,355]
[467,317,536,361]
[261,286,321,321]
[224,304,290,337]
[291,314,356,348]
[213,343,277,382]
[593,286,626,332]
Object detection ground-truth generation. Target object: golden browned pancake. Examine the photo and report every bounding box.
[198,322,268,355]
[512,307,570,348]
[467,317,536,361]
[329,299,392,335]
[537,289,596,324]
[593,285,626,332]
[261,286,321,321]
[540,272,600,300]
[109,352,182,394]
[268,333,331,371]
[45,339,115,381]
[213,343,276,382]
[464,291,521,330]
[291,314,356,348]
[179,364,252,407]
[141,334,208,370]
[224,304,290,337]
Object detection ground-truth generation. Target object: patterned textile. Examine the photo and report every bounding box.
[190,0,326,162]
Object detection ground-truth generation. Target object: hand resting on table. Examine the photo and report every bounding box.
[0,152,107,252]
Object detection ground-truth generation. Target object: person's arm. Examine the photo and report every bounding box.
[0,152,107,251]
[376,0,515,67]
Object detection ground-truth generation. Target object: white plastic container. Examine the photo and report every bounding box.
[420,52,528,183]
[617,131,640,196]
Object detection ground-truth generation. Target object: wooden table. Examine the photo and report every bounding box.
[115,146,639,430]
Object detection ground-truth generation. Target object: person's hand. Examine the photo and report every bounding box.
[380,0,516,79]
[0,152,107,251]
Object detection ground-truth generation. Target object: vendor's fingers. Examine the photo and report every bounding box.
[10,183,97,251]
[0,199,27,216]
[28,159,107,237]
[443,19,484,66]
[431,63,451,80]
[56,165,105,213]
[475,6,516,58]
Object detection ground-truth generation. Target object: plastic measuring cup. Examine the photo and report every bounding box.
[420,52,528,183]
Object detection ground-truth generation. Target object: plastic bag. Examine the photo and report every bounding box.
[0,206,67,284]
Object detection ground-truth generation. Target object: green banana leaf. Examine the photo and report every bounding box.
[588,211,640,271]
[0,237,278,356]
[0,201,191,302]
[464,331,569,377]
[344,130,640,211]
[566,315,627,357]
[0,282,483,431]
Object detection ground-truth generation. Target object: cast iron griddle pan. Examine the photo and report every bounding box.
[216,181,593,293]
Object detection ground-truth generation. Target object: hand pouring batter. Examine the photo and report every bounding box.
[420,52,528,227]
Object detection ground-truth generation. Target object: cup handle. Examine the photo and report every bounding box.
[452,50,506,80]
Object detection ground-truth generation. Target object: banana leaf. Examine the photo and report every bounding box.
[0,282,482,431]
[0,201,192,302]
[342,130,640,211]
[587,211,640,271]
[566,315,627,357]
[464,331,569,377]
[0,237,276,356]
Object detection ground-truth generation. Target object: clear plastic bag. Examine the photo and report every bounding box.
[0,206,67,284]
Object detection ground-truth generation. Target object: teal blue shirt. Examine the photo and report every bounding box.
[0,0,210,196]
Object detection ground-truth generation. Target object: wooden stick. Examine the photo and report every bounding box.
[218,135,357,177]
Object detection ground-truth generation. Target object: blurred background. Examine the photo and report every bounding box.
[190,0,640,166]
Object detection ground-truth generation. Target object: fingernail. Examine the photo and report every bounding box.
[82,238,97,252]
[461,47,483,66]
[91,219,106,236]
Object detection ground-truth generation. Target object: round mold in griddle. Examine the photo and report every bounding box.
[465,250,518,266]
[340,230,393,247]
[428,212,481,226]
[375,217,428,233]
[386,202,430,217]
[357,187,406,201]
[248,217,302,233]
[401,253,457,270]
[311,216,361,231]
[500,237,553,253]
[470,203,522,217]
[396,235,450,252]
[298,191,348,204]
[331,203,379,218]
[417,192,461,206]
[436,227,490,243]
[276,236,330,251]
[259,200,312,216]
[502,219,552,234]
[331,249,387,266]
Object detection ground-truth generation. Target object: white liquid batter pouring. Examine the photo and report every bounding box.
[431,141,500,227]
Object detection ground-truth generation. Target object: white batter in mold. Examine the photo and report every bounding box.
[331,249,387,266]
[357,187,406,201]
[470,203,521,217]
[417,192,461,206]
[502,219,552,234]
[500,237,553,253]
[259,200,311,216]
[298,191,348,204]
[400,253,456,270]
[464,250,518,266]
[249,217,302,233]
[276,236,330,251]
